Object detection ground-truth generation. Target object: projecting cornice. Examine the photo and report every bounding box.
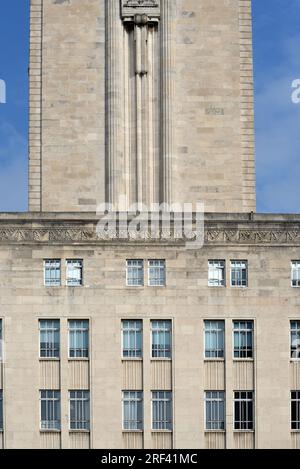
[0,213,299,246]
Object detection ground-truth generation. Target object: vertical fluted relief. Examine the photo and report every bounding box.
[106,1,173,208]
[160,0,174,205]
[106,0,124,207]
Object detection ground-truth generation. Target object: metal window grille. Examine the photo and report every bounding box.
[152,391,172,431]
[148,260,166,287]
[291,391,300,430]
[0,390,3,431]
[233,321,254,359]
[39,320,60,358]
[44,260,61,287]
[205,321,225,359]
[126,260,144,286]
[69,320,89,358]
[208,261,225,287]
[122,391,143,431]
[122,320,143,358]
[234,391,254,430]
[151,320,172,359]
[205,391,225,431]
[231,261,248,287]
[291,261,300,287]
[291,321,300,359]
[66,260,83,287]
[69,390,90,431]
[40,390,61,431]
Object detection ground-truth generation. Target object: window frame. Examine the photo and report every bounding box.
[290,320,300,360]
[0,389,3,432]
[68,319,89,360]
[122,391,144,432]
[208,260,226,287]
[148,260,166,287]
[69,390,90,432]
[39,319,60,360]
[40,390,61,432]
[44,259,61,287]
[151,320,172,360]
[204,391,226,432]
[126,259,144,287]
[233,391,254,431]
[291,391,300,431]
[151,391,173,432]
[230,260,248,288]
[122,320,143,360]
[291,261,300,288]
[66,259,83,287]
[204,320,225,360]
[233,321,254,360]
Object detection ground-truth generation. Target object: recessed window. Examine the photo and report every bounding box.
[233,321,254,359]
[290,321,300,359]
[148,260,166,287]
[44,260,61,287]
[291,261,300,287]
[122,320,143,359]
[152,391,172,431]
[39,320,60,359]
[205,391,225,431]
[40,390,61,431]
[231,261,248,287]
[234,391,254,431]
[208,260,225,287]
[291,391,300,430]
[69,391,90,431]
[126,260,144,286]
[0,390,3,432]
[122,391,143,431]
[69,320,89,359]
[204,320,225,359]
[151,320,172,359]
[66,260,83,287]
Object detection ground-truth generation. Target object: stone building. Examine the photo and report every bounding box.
[0,0,299,449]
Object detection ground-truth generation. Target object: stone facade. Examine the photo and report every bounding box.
[29,0,256,212]
[0,0,298,450]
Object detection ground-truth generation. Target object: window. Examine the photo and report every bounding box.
[69,320,89,359]
[40,390,61,431]
[148,260,166,287]
[292,261,300,287]
[126,260,144,287]
[208,261,225,287]
[122,391,143,431]
[66,260,83,287]
[44,260,61,287]
[290,321,300,359]
[0,319,2,360]
[39,320,60,359]
[0,390,3,431]
[205,391,225,431]
[122,320,142,359]
[151,320,172,359]
[233,321,254,359]
[234,391,254,431]
[231,261,248,287]
[69,391,90,431]
[291,391,300,430]
[204,321,225,359]
[152,391,172,431]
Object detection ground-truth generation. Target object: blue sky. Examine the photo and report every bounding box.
[0,0,299,213]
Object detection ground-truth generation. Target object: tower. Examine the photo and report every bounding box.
[29,0,256,213]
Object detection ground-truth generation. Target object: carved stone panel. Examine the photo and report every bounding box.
[121,0,161,19]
